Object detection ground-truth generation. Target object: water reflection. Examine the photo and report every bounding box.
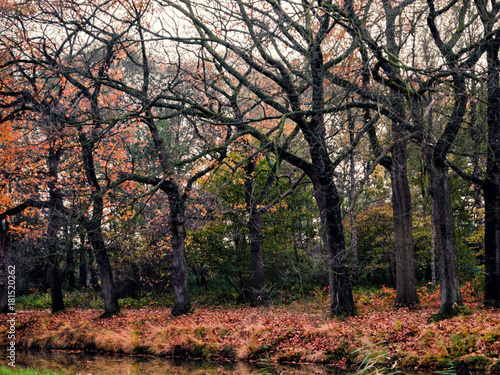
[3,350,347,374]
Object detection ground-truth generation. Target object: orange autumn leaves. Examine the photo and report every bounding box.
[3,284,499,372]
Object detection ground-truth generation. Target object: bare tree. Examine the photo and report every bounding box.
[156,0,375,316]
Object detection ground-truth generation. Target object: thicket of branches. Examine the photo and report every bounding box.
[1,0,499,318]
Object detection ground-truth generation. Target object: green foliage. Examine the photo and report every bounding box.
[354,345,400,375]
[18,289,176,311]
[17,290,106,310]
[186,155,324,304]
[118,295,172,309]
[354,204,396,287]
[448,333,478,356]
[16,293,51,310]
[0,367,69,375]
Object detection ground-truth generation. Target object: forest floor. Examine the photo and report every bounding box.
[2,282,500,373]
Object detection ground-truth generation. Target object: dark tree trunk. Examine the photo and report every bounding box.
[391,138,418,306]
[47,146,65,313]
[0,219,11,314]
[304,37,355,317]
[372,106,418,306]
[84,195,119,315]
[88,245,99,290]
[425,0,481,319]
[66,232,76,291]
[67,253,76,291]
[165,186,191,316]
[428,160,462,315]
[78,127,119,316]
[422,78,468,318]
[234,230,247,300]
[427,82,468,319]
[244,159,266,307]
[48,255,65,313]
[483,35,500,308]
[376,0,418,307]
[248,209,266,306]
[143,115,191,316]
[430,208,437,288]
[79,244,88,290]
[87,227,119,315]
[313,176,356,317]
[348,110,359,284]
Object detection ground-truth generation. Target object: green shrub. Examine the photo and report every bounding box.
[16,293,51,310]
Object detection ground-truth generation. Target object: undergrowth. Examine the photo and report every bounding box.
[0,367,70,375]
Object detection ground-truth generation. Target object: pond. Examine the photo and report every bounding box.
[1,349,351,374]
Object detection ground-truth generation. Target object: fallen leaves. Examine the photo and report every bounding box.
[1,287,499,372]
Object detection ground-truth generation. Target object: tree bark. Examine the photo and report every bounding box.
[47,146,65,313]
[431,208,437,288]
[66,240,76,291]
[78,128,120,316]
[423,0,481,318]
[308,36,355,317]
[348,111,359,284]
[428,159,462,315]
[48,255,65,313]
[244,159,266,307]
[86,224,119,315]
[483,32,500,308]
[79,244,88,290]
[362,0,419,307]
[313,176,356,317]
[164,184,191,316]
[248,209,265,306]
[0,219,11,314]
[391,138,419,306]
[424,78,468,318]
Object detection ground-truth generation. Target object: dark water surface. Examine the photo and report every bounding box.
[2,349,351,374]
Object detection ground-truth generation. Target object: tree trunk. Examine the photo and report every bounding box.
[313,177,356,317]
[67,251,76,291]
[47,217,65,313]
[0,219,11,313]
[348,111,359,284]
[167,190,191,316]
[484,168,500,308]
[428,160,462,316]
[244,159,266,307]
[66,230,76,291]
[143,115,191,316]
[376,0,418,307]
[391,139,419,306]
[248,209,266,306]
[483,37,500,308]
[79,245,88,290]
[47,146,65,313]
[78,126,119,316]
[86,223,120,315]
[88,245,99,290]
[48,254,65,313]
[430,208,437,288]
[421,70,468,319]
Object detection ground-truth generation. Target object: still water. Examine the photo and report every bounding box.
[2,350,350,374]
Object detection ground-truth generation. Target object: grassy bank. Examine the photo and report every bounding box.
[0,368,68,375]
[1,283,500,373]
